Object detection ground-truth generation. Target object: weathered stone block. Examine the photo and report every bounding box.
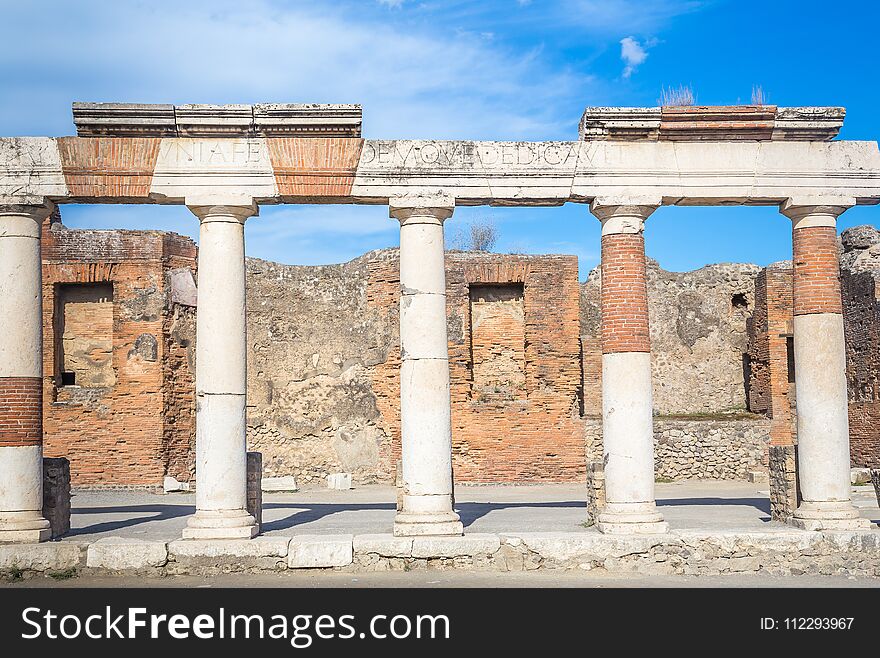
[288,535,353,568]
[586,461,605,523]
[353,534,413,558]
[163,476,191,493]
[43,457,70,538]
[411,534,501,559]
[327,472,352,490]
[769,445,800,522]
[0,542,85,572]
[261,476,298,492]
[86,537,168,570]
[169,537,290,559]
[247,451,262,531]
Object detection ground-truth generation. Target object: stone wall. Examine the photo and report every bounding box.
[41,212,198,486]
[841,227,880,469]
[246,250,586,485]
[768,445,799,522]
[653,419,770,480]
[583,417,769,481]
[580,259,759,415]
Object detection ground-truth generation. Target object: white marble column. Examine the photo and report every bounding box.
[183,201,258,540]
[390,194,463,537]
[590,199,668,534]
[781,199,870,530]
[0,203,53,543]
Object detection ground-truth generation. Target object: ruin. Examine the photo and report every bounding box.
[1,101,880,546]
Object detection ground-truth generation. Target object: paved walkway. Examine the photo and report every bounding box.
[62,480,880,542]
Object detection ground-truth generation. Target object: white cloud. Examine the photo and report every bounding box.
[620,36,648,78]
[377,0,405,7]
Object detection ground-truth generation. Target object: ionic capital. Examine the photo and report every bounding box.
[590,197,659,236]
[389,193,455,225]
[780,197,854,229]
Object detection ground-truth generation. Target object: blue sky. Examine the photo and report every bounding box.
[2,0,878,277]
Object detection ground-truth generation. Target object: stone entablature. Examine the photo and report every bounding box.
[579,105,845,142]
[72,103,363,138]
[2,104,878,208]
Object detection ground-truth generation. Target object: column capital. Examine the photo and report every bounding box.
[187,201,259,224]
[389,193,455,224]
[0,201,55,239]
[590,197,659,236]
[0,200,56,221]
[780,196,855,228]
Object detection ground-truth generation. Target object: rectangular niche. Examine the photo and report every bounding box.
[469,283,526,400]
[57,282,115,388]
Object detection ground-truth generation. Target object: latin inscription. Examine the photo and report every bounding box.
[360,141,579,169]
[157,139,269,167]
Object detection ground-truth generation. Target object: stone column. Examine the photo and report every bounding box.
[590,199,668,534]
[0,203,53,543]
[183,201,259,540]
[780,198,870,530]
[389,194,463,537]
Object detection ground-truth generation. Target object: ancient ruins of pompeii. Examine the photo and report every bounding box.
[1,102,880,576]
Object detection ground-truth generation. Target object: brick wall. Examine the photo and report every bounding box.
[41,212,197,486]
[749,259,880,469]
[746,264,795,448]
[372,252,586,483]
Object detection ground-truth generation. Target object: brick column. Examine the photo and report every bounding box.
[182,200,259,540]
[590,200,668,534]
[0,203,53,543]
[389,194,462,537]
[781,199,870,530]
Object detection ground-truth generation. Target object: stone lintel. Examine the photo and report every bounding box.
[73,103,363,138]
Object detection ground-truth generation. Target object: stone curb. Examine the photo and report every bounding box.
[3,527,880,577]
[288,534,353,568]
[86,537,168,570]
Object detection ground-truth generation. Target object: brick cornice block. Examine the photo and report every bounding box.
[660,105,777,141]
[579,105,844,142]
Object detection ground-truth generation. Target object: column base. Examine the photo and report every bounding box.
[0,513,51,544]
[596,503,669,535]
[0,528,51,544]
[393,511,463,537]
[182,509,258,540]
[788,501,873,531]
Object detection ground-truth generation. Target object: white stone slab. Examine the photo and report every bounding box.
[507,532,668,562]
[327,473,352,490]
[149,137,277,204]
[169,536,290,559]
[261,476,298,492]
[411,534,501,558]
[86,537,168,569]
[163,476,191,493]
[0,137,68,205]
[0,542,84,571]
[288,535,353,568]
[353,534,413,558]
